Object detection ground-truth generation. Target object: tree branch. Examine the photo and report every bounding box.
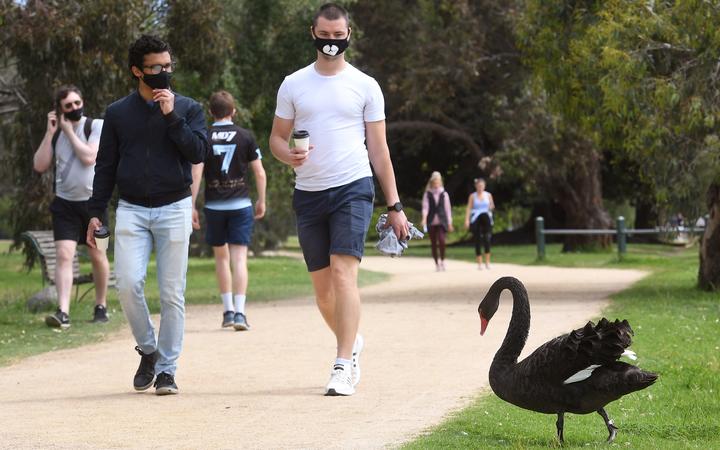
[387,120,484,159]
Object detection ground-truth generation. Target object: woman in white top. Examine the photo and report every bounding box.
[464,177,495,269]
[420,171,454,271]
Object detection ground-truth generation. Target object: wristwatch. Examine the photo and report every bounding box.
[387,201,403,213]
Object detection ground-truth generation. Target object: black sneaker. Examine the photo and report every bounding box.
[92,305,109,323]
[45,309,70,329]
[133,346,157,391]
[233,312,250,331]
[222,310,234,328]
[154,372,178,395]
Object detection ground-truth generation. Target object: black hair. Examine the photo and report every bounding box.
[128,34,172,75]
[54,85,82,110]
[312,3,350,27]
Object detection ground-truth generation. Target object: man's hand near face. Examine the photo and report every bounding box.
[153,89,175,115]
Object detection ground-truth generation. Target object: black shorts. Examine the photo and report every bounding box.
[49,197,107,244]
[293,177,375,272]
[204,206,255,247]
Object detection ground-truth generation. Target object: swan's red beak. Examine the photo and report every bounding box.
[480,313,488,336]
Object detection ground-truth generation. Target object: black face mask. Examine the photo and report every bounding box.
[64,108,83,122]
[312,31,350,57]
[142,71,172,90]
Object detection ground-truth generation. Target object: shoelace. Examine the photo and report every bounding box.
[330,369,351,385]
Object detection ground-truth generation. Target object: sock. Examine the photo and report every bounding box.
[221,292,233,312]
[234,294,247,314]
[334,358,352,372]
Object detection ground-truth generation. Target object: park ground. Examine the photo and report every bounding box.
[0,242,718,448]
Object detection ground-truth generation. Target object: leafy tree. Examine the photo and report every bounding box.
[0,0,155,250]
[519,0,720,289]
[351,0,526,208]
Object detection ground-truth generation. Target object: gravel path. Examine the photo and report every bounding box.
[0,256,646,449]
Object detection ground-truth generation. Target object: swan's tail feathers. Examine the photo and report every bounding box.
[623,365,659,393]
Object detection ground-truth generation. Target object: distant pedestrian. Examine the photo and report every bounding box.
[464,177,495,269]
[191,90,267,331]
[420,171,453,271]
[33,84,110,328]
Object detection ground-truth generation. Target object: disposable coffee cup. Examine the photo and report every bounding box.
[94,226,110,251]
[292,129,310,152]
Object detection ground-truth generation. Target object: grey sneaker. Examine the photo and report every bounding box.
[154,372,178,395]
[92,305,109,323]
[222,311,235,328]
[233,312,250,331]
[45,309,70,329]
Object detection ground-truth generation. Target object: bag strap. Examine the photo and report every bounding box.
[83,117,93,140]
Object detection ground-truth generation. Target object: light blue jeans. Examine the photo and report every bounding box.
[114,197,192,376]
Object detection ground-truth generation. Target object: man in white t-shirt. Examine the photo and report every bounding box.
[32,85,110,329]
[270,3,409,396]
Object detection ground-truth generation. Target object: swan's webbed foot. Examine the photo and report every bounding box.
[597,408,619,443]
[556,412,565,444]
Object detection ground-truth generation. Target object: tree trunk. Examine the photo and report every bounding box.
[698,182,720,291]
[555,144,612,252]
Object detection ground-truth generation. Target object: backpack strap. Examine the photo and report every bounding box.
[83,117,93,141]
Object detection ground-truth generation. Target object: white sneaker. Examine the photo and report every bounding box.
[352,334,364,387]
[485,263,491,270]
[325,365,355,396]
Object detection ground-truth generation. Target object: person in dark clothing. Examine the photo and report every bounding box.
[85,35,210,395]
[420,171,454,271]
[191,90,267,332]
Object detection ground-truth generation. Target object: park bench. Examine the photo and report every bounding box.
[21,230,116,302]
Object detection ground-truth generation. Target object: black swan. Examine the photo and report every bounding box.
[478,276,658,444]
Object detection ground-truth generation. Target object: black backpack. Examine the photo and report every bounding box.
[51,117,94,193]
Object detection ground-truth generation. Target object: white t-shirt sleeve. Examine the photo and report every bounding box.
[274,78,295,120]
[364,79,386,122]
[89,118,103,144]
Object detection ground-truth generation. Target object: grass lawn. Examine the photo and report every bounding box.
[0,241,387,366]
[403,242,720,449]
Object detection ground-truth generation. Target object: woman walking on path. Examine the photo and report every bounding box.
[420,171,453,271]
[464,177,495,269]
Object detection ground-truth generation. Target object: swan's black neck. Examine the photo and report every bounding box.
[491,277,530,366]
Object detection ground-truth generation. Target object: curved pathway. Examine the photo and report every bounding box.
[0,257,646,449]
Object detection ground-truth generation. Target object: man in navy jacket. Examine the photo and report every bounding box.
[86,35,210,395]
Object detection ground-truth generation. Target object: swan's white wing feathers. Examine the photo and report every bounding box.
[622,349,637,360]
[563,364,601,384]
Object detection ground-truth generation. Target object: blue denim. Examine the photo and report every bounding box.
[114,197,192,376]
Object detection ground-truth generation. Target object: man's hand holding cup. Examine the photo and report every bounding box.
[86,217,105,249]
[290,129,311,167]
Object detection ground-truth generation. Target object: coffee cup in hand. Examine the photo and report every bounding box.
[292,129,310,152]
[94,226,110,251]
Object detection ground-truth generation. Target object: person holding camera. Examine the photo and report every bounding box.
[32,85,110,329]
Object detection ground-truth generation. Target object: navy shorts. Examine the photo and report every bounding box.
[50,197,107,244]
[204,206,254,247]
[293,177,375,272]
